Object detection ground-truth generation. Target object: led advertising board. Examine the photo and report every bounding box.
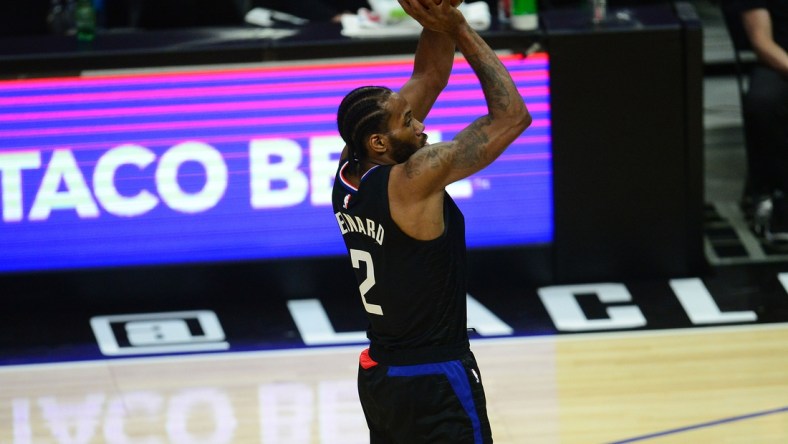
[0,54,551,273]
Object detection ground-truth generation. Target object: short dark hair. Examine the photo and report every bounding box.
[337,86,394,165]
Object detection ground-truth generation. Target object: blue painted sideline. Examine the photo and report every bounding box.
[610,406,788,443]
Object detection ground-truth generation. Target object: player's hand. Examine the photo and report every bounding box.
[397,0,466,35]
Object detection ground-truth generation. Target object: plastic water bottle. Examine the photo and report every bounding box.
[75,0,96,42]
[498,0,511,24]
[592,0,608,24]
[510,0,538,31]
[93,0,106,28]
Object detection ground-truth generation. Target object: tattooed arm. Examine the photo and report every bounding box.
[389,0,531,239]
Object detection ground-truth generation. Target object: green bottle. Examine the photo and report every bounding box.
[75,0,96,42]
[511,0,538,30]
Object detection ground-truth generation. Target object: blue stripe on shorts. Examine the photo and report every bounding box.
[387,360,482,444]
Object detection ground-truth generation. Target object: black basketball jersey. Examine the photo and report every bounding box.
[332,160,470,365]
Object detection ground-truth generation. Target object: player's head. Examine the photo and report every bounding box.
[380,92,428,164]
[337,86,394,165]
[337,86,428,165]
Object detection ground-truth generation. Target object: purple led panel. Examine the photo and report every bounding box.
[0,54,552,273]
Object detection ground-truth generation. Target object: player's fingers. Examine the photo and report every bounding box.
[398,0,429,17]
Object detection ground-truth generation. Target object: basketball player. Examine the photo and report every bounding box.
[331,0,531,442]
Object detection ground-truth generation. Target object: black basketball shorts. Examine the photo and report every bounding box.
[357,348,493,444]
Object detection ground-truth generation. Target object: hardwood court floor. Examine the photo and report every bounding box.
[1,324,786,443]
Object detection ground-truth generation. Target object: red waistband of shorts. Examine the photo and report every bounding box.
[359,348,378,369]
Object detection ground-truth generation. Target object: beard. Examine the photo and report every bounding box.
[389,133,427,164]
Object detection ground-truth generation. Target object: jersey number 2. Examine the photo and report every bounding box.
[350,249,383,316]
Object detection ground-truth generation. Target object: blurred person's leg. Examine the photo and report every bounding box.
[744,65,788,238]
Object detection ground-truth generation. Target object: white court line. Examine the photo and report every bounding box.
[1,322,787,373]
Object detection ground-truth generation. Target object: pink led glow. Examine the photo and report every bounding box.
[0,73,548,106]
[0,100,550,124]
[0,53,547,90]
[0,116,550,139]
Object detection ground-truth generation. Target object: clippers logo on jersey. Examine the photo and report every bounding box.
[90,310,229,356]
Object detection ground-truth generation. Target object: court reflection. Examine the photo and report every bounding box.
[1,347,370,444]
[7,380,368,443]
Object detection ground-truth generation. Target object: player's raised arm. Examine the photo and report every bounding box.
[399,27,456,123]
[393,0,531,196]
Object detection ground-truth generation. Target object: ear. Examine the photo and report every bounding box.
[368,133,388,155]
